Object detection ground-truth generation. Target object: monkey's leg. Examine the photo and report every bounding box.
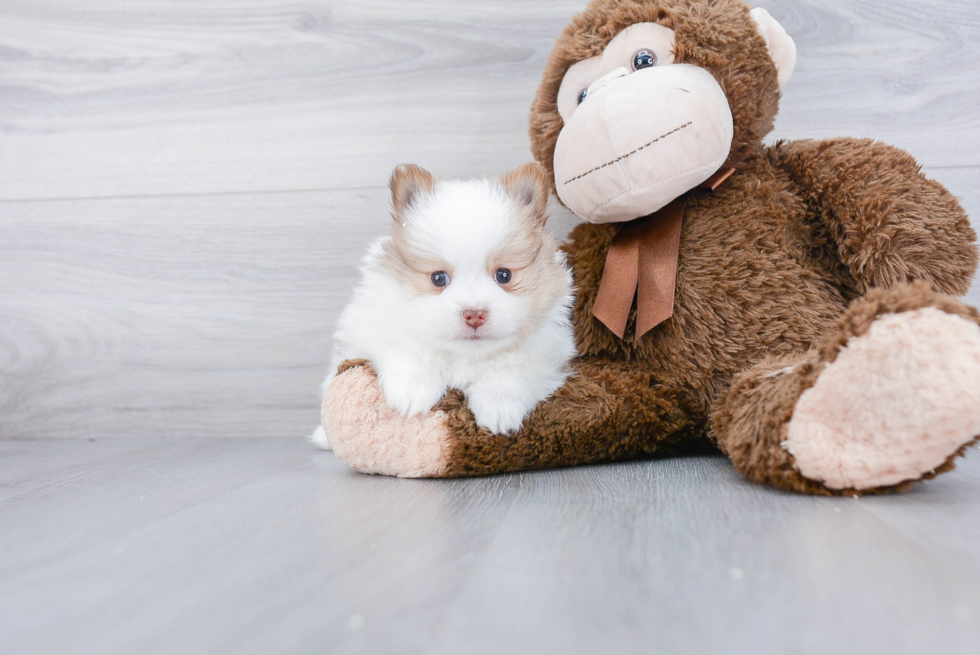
[322,357,701,478]
[711,282,980,495]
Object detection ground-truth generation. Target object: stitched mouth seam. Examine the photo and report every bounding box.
[562,121,694,185]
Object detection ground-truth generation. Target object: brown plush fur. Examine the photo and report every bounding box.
[328,0,979,495]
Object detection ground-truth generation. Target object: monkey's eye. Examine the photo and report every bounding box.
[632,49,657,71]
[431,271,450,288]
[577,89,588,105]
[494,268,512,285]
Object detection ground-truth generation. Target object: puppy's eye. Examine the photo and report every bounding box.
[577,89,587,105]
[430,271,450,288]
[494,268,512,285]
[632,49,657,71]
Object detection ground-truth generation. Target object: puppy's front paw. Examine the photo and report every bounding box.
[377,370,446,418]
[468,393,532,435]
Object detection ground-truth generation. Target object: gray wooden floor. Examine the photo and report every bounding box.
[2,1,980,653]
[3,439,980,654]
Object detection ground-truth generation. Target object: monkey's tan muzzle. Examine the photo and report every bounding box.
[553,64,734,224]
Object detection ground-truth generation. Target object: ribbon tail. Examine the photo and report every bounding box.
[634,197,685,342]
[592,223,642,339]
[593,167,735,342]
[700,166,735,191]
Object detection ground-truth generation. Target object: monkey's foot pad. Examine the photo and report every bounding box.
[784,307,980,490]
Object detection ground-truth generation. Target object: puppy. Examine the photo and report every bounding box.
[310,162,576,448]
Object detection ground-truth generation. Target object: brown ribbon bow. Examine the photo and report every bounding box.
[592,167,735,342]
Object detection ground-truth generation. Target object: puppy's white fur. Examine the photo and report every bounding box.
[310,163,576,448]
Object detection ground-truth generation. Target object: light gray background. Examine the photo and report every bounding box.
[1,1,979,653]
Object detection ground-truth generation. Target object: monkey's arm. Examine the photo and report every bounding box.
[322,357,701,478]
[767,138,977,295]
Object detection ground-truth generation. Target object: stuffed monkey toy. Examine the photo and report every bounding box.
[322,0,980,495]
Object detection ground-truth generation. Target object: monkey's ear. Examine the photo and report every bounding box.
[390,164,435,219]
[750,7,797,89]
[502,162,550,225]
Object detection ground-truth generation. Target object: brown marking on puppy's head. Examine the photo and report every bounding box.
[494,163,573,329]
[501,162,551,227]
[488,161,555,298]
[389,163,436,223]
[383,164,447,295]
[494,162,563,294]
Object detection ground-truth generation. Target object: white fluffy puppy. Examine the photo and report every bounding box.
[310,162,576,448]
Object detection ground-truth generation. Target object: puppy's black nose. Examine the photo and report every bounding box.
[462,309,487,329]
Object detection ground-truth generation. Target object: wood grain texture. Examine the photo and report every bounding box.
[767,0,980,164]
[0,0,977,201]
[0,0,579,200]
[1,439,978,654]
[0,187,390,438]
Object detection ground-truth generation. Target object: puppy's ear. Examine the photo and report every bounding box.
[390,164,435,219]
[502,162,550,226]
